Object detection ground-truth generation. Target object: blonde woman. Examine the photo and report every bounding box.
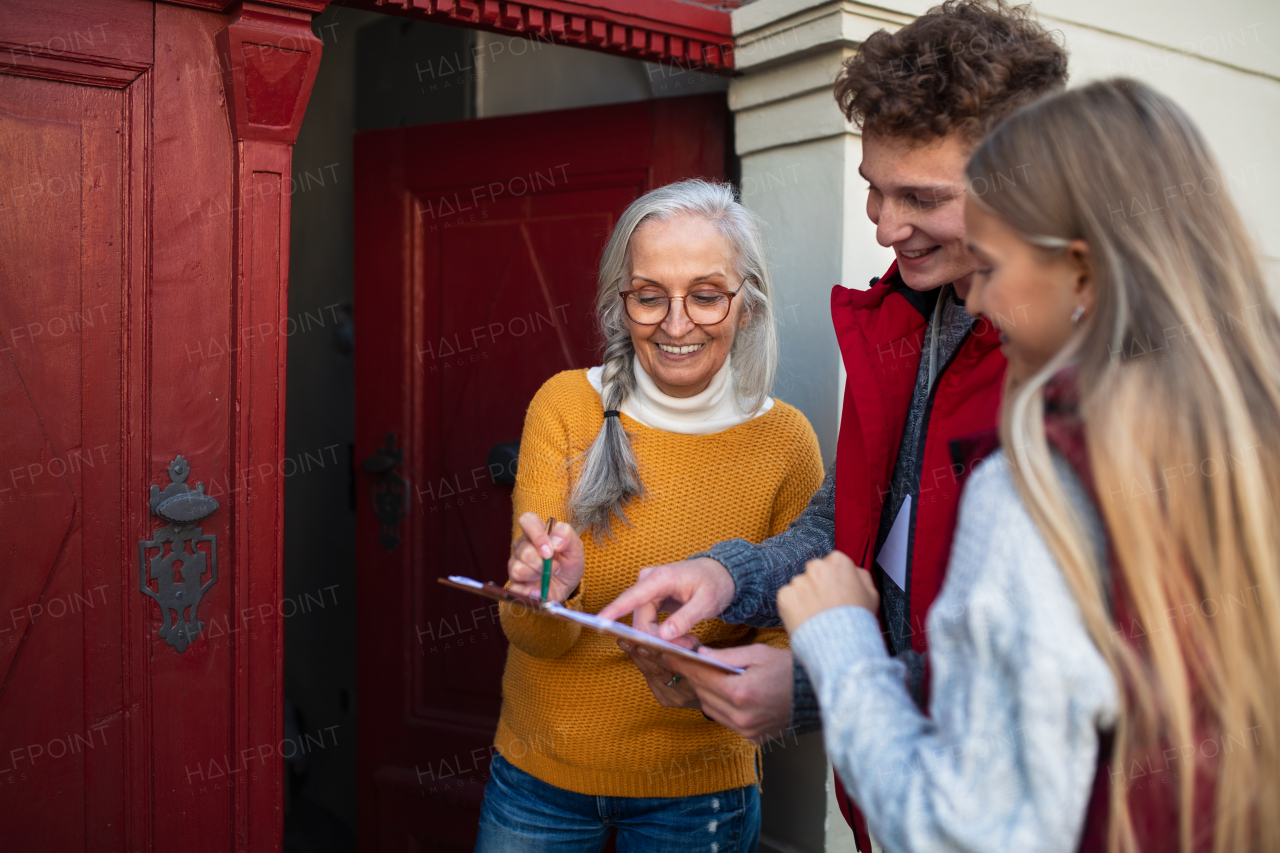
[475,180,823,853]
[778,78,1280,853]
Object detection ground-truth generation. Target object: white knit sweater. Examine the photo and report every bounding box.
[792,452,1120,853]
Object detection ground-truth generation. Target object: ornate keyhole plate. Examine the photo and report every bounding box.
[362,432,406,552]
[138,456,220,653]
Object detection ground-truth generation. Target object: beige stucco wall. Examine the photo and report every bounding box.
[728,2,1279,850]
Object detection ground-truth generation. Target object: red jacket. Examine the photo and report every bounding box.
[828,262,1006,850]
[1043,373,1214,853]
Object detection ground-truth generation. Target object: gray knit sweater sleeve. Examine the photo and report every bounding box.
[692,461,837,628]
[789,660,822,736]
[791,453,1118,853]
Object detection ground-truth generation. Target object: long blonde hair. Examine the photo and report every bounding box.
[968,78,1280,852]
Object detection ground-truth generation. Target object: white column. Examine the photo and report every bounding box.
[729,6,898,852]
[731,0,898,464]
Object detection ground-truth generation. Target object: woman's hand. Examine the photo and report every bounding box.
[617,635,703,710]
[508,512,585,603]
[778,550,879,635]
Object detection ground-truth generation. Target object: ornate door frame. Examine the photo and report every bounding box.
[215,3,323,847]
[161,1,325,847]
[177,0,734,69]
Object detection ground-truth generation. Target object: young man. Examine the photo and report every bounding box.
[596,2,1069,847]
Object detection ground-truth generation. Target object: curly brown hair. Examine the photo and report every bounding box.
[835,0,1068,144]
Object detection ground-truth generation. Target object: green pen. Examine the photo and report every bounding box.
[541,516,557,602]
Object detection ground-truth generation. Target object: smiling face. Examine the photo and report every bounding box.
[861,131,977,294]
[963,199,1095,382]
[624,214,750,398]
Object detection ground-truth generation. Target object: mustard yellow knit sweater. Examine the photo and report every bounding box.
[494,369,823,798]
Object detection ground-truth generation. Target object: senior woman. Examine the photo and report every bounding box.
[474,179,823,853]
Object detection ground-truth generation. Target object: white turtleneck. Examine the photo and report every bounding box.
[584,354,773,436]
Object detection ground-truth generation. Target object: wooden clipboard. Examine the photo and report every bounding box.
[437,576,745,675]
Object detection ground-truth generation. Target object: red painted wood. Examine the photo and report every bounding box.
[148,7,239,849]
[217,2,323,144]
[216,4,322,851]
[1,1,321,850]
[0,0,154,68]
[354,95,725,852]
[0,75,125,853]
[162,0,734,64]
[162,0,328,12]
[0,2,151,849]
[344,0,735,70]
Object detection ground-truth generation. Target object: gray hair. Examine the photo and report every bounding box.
[569,179,779,539]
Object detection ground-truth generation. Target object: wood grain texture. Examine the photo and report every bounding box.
[150,5,238,852]
[0,28,145,853]
[217,5,321,850]
[1,1,323,850]
[0,0,154,66]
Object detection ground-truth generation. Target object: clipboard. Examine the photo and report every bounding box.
[437,576,745,675]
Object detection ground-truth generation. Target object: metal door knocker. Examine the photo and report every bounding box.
[363,432,406,552]
[138,456,220,653]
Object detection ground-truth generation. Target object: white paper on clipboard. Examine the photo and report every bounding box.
[543,603,745,674]
[438,575,744,674]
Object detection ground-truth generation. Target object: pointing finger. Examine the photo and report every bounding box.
[657,591,717,640]
[598,576,664,623]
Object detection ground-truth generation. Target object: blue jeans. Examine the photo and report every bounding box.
[475,754,760,853]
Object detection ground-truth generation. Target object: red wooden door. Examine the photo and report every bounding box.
[0,39,146,853]
[354,95,725,852]
[0,1,320,850]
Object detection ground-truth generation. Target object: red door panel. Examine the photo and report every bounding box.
[422,188,639,714]
[355,95,725,852]
[0,70,131,853]
[2,1,306,849]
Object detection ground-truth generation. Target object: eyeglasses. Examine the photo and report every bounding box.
[619,287,741,326]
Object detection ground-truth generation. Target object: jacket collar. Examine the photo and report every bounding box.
[831,260,969,350]
[876,260,941,319]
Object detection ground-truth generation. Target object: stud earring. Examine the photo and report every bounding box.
[1071,305,1085,325]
